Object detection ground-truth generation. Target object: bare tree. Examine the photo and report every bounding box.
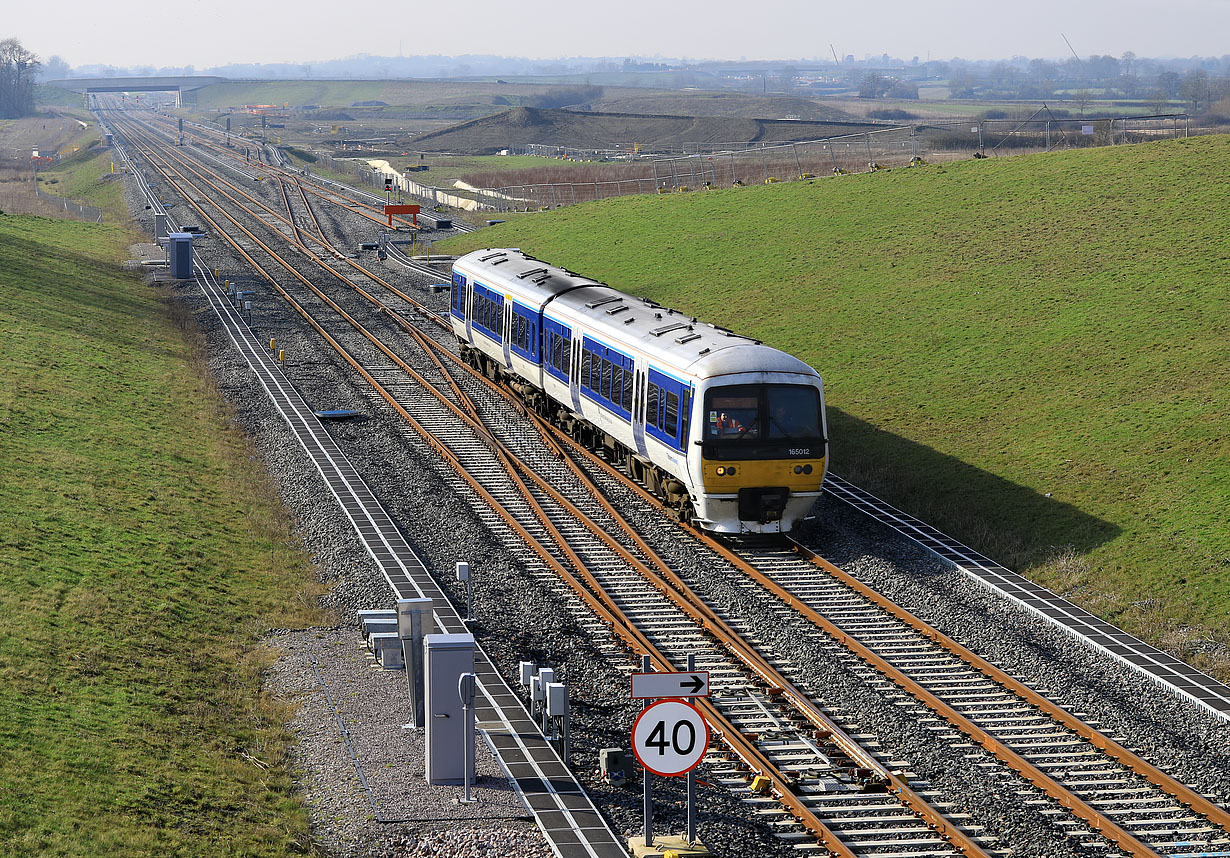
[1071,88,1093,117]
[0,38,41,118]
[1179,69,1210,113]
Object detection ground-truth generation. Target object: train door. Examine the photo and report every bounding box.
[501,300,512,369]
[464,282,473,343]
[632,364,648,457]
[568,332,581,411]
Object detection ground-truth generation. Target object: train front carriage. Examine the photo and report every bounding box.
[687,351,828,535]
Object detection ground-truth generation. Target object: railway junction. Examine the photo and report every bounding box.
[100,101,1230,858]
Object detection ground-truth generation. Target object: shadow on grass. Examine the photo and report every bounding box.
[827,407,1120,572]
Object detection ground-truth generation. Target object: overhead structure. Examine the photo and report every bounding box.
[45,75,226,108]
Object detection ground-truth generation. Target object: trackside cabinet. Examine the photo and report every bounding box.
[424,633,475,785]
[168,232,194,279]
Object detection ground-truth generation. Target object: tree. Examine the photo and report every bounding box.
[0,38,41,118]
[1072,88,1093,117]
[38,54,69,82]
[1179,69,1211,112]
[858,72,884,99]
[1157,71,1181,98]
[887,79,920,99]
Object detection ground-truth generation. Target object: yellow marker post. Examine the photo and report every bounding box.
[278,350,285,364]
[270,338,276,350]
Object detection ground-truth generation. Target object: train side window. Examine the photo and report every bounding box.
[581,350,592,390]
[562,331,571,377]
[611,365,621,405]
[647,383,660,429]
[680,389,691,444]
[622,368,633,412]
[601,358,612,400]
[664,391,679,438]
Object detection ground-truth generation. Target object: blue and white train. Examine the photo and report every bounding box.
[449,248,829,535]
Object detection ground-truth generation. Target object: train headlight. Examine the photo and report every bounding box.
[716,466,725,476]
[716,466,735,477]
[794,465,803,474]
[728,466,735,476]
[803,464,813,475]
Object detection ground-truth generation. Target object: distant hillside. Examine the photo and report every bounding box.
[439,136,1230,675]
[409,106,883,153]
[591,91,857,122]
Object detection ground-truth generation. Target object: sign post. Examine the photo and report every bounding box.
[630,660,710,849]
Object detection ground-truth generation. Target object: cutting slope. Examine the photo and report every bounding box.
[410,106,881,153]
[440,136,1230,671]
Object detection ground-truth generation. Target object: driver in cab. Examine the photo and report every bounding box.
[712,411,744,437]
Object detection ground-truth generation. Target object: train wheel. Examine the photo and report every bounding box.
[680,500,695,527]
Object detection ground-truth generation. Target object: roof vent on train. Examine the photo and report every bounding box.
[479,251,506,262]
[586,296,622,309]
[517,267,548,279]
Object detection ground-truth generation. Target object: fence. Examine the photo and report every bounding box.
[314,112,1190,215]
[32,186,103,222]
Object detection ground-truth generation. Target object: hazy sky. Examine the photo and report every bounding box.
[13,0,1229,70]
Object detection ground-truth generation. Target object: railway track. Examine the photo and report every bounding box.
[107,106,1230,858]
[137,108,470,232]
[110,107,994,856]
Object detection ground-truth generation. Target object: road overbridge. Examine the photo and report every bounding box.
[45,76,226,108]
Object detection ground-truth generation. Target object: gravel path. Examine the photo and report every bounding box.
[116,138,1230,858]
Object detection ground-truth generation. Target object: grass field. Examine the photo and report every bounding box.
[0,213,328,855]
[439,135,1230,675]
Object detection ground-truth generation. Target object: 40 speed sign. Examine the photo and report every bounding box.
[631,700,710,776]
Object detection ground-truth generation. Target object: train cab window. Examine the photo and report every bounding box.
[767,386,821,439]
[707,391,760,439]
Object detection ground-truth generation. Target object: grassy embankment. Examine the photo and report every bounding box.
[0,188,327,851]
[440,135,1230,675]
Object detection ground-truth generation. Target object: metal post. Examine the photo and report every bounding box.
[759,143,768,182]
[729,151,737,184]
[456,561,472,621]
[687,653,697,844]
[642,654,653,849]
[793,143,802,177]
[458,672,477,803]
[865,134,873,167]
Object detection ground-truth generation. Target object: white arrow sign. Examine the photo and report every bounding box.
[632,700,709,777]
[631,671,710,699]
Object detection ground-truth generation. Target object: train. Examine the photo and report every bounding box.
[449,249,829,535]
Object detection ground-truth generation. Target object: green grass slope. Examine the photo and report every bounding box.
[440,136,1230,672]
[0,214,326,856]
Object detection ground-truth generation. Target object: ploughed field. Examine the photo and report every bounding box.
[439,134,1230,676]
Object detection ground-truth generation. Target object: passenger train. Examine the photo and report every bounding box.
[449,249,829,535]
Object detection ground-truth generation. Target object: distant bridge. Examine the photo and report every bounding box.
[45,76,226,107]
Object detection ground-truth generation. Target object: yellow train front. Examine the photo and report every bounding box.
[685,352,829,535]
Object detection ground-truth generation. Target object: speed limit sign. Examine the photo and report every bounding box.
[631,700,709,776]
